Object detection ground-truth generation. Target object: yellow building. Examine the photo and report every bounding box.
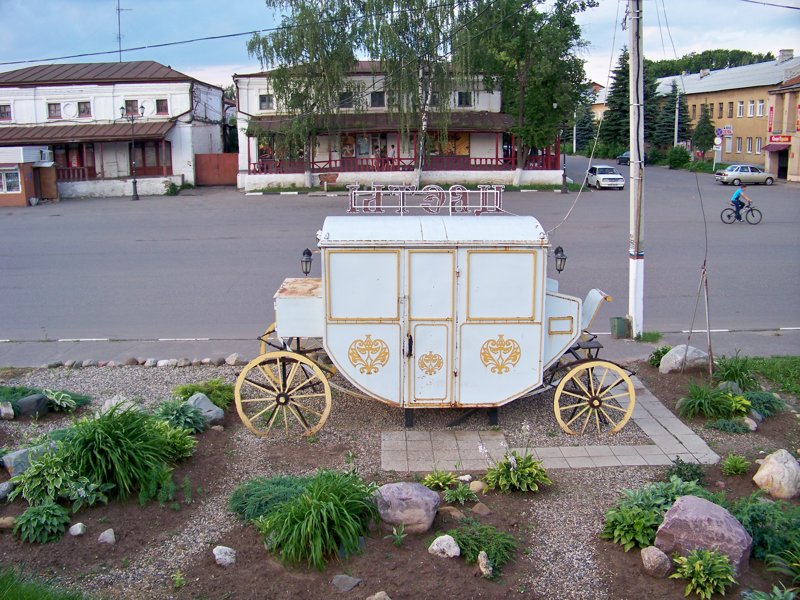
[766,73,800,182]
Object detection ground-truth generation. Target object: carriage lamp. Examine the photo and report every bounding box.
[554,246,567,274]
[300,248,313,276]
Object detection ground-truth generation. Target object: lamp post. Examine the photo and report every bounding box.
[559,128,567,194]
[120,105,145,200]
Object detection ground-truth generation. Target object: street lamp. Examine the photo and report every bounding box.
[559,128,567,194]
[120,105,145,200]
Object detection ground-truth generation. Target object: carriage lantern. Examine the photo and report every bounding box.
[300,248,313,276]
[554,246,567,273]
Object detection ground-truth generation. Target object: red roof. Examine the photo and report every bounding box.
[250,111,513,133]
[0,61,193,87]
[0,121,176,145]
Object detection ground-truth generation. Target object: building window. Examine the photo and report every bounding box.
[755,137,762,154]
[124,100,139,116]
[48,103,62,119]
[727,102,734,118]
[78,101,91,117]
[0,104,10,120]
[737,101,744,117]
[156,99,169,114]
[757,99,764,117]
[718,102,723,119]
[429,92,440,107]
[457,92,472,107]
[748,100,755,117]
[746,137,753,153]
[0,168,21,193]
[258,94,274,111]
[370,91,385,108]
[338,92,354,109]
[725,136,733,153]
[691,104,696,120]
[736,137,742,153]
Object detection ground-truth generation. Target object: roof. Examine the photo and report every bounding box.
[0,61,194,87]
[319,216,548,247]
[236,60,419,79]
[0,121,175,145]
[250,111,513,133]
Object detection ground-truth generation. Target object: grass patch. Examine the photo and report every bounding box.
[173,378,234,410]
[0,568,93,600]
[0,367,33,380]
[229,475,311,522]
[636,331,663,343]
[749,356,800,395]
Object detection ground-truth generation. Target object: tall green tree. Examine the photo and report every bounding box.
[647,49,776,79]
[573,104,597,152]
[692,104,716,156]
[652,80,691,148]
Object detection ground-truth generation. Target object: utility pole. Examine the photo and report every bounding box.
[674,90,680,146]
[628,0,645,337]
[116,0,132,62]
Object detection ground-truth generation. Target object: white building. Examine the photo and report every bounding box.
[0,61,224,198]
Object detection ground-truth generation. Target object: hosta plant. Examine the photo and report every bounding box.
[720,454,750,476]
[442,482,478,505]
[421,467,458,491]
[42,389,77,412]
[154,399,206,433]
[151,420,198,462]
[724,392,751,417]
[483,451,552,493]
[743,585,798,600]
[8,446,76,505]
[670,549,737,600]
[14,500,71,544]
[65,477,115,513]
[648,345,672,368]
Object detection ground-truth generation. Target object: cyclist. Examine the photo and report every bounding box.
[730,184,751,222]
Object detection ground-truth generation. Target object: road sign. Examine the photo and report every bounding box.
[715,128,723,136]
[714,136,723,146]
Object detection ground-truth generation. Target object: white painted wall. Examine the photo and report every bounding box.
[57,175,183,198]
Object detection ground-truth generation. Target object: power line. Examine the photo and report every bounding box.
[737,0,800,9]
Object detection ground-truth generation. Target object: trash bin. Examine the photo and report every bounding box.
[610,317,631,339]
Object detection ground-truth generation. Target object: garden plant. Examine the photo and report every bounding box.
[670,549,737,600]
[448,519,517,578]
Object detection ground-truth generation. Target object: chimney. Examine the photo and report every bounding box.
[699,69,710,79]
[778,49,794,63]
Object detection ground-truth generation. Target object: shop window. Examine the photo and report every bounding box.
[78,102,91,117]
[0,168,21,193]
[156,99,169,114]
[259,94,274,110]
[48,103,62,119]
[0,104,11,120]
[370,91,385,108]
[124,99,139,116]
[457,92,472,107]
[757,100,764,117]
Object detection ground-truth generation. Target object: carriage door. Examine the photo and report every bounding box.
[406,250,456,406]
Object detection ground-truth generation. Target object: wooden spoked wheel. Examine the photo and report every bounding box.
[553,360,636,435]
[258,322,279,356]
[235,351,332,438]
[258,322,336,378]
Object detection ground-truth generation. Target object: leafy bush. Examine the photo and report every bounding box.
[744,391,786,418]
[766,538,800,587]
[14,500,71,544]
[255,470,377,570]
[150,420,198,462]
[448,520,517,578]
[64,477,114,513]
[137,464,176,507]
[0,386,90,415]
[483,451,552,493]
[670,549,737,600]
[648,345,672,368]
[724,392,751,416]
[173,378,233,410]
[443,483,478,505]
[665,457,705,485]
[727,492,800,559]
[743,585,798,600]
[230,475,311,522]
[677,382,732,419]
[65,406,175,499]
[714,353,759,392]
[8,446,76,505]
[164,182,179,196]
[154,399,206,433]
[667,146,691,169]
[705,418,750,434]
[42,389,76,412]
[421,467,458,491]
[720,454,750,476]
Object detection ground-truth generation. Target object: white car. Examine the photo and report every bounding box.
[586,165,626,190]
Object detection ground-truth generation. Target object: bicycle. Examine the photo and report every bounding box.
[720,201,762,225]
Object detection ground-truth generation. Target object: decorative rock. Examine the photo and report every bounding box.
[743,417,758,432]
[124,357,139,366]
[98,528,116,545]
[0,402,14,420]
[177,358,192,367]
[469,481,487,494]
[717,381,742,395]
[201,358,213,365]
[99,395,142,415]
[477,550,493,578]
[659,345,708,374]
[213,545,236,567]
[438,506,466,521]
[471,502,492,516]
[225,353,246,366]
[98,361,108,367]
[212,357,225,366]
[136,357,147,365]
[366,593,392,600]
[641,546,672,578]
[748,409,764,423]
[69,523,87,536]
[211,424,225,432]
[64,359,77,368]
[428,535,460,558]
[457,474,473,483]
[655,495,752,575]
[752,449,800,500]
[331,574,362,593]
[156,359,173,367]
[0,480,16,500]
[3,443,54,476]
[187,393,224,425]
[17,393,48,417]
[191,358,203,366]
[47,361,63,369]
[82,359,98,368]
[0,516,16,531]
[375,482,440,534]
[144,358,157,367]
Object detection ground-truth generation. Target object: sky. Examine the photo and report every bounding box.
[0,0,798,89]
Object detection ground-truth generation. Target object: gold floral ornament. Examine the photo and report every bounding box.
[417,351,444,376]
[348,335,390,375]
[480,334,521,374]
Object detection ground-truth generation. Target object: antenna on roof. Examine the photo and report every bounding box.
[116,0,133,62]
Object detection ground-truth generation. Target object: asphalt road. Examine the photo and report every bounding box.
[0,159,798,366]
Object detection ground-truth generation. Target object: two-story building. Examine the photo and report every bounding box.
[766,70,800,182]
[0,61,224,201]
[234,61,563,191]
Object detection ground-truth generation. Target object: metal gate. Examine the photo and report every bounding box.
[194,153,238,186]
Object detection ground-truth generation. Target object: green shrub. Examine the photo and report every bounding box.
[42,389,76,412]
[670,549,737,600]
[14,500,71,544]
[154,399,206,433]
[448,520,517,578]
[8,446,76,505]
[384,524,407,547]
[421,467,458,491]
[442,483,478,505]
[64,477,114,513]
[727,492,800,559]
[705,418,750,434]
[137,464,176,507]
[164,182,179,196]
[65,406,174,499]
[688,160,717,174]
[677,382,732,419]
[724,392,751,416]
[229,475,311,522]
[483,451,552,493]
[744,391,786,418]
[173,378,234,409]
[720,454,750,476]
[667,146,691,169]
[255,470,377,571]
[665,457,705,485]
[150,420,198,462]
[648,345,672,368]
[0,568,93,600]
[743,585,798,600]
[766,538,800,587]
[714,353,759,392]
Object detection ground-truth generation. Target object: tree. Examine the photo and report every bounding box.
[652,80,691,149]
[647,49,776,79]
[564,104,597,153]
[692,104,716,157]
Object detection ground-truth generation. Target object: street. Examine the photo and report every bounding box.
[0,159,798,366]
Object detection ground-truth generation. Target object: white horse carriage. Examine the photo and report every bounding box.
[234,185,636,438]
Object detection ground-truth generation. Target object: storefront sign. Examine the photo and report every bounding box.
[721,125,733,136]
[769,135,791,143]
[768,106,774,132]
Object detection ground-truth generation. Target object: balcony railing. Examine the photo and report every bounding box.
[56,166,96,181]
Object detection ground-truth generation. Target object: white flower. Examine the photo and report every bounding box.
[521,421,532,436]
[508,454,518,470]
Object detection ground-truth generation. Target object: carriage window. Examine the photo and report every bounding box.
[467,250,536,320]
[327,251,399,320]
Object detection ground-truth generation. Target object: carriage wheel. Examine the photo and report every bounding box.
[258,322,336,378]
[235,351,332,438]
[553,360,636,435]
[259,322,279,356]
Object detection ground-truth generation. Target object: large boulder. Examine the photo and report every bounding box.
[375,482,440,534]
[655,495,752,575]
[187,393,224,425]
[752,449,800,500]
[17,394,48,418]
[659,345,708,374]
[2,443,55,476]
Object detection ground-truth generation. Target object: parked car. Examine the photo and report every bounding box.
[616,151,647,166]
[714,164,774,186]
[586,165,626,190]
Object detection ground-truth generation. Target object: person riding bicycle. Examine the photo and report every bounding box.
[730,184,751,222]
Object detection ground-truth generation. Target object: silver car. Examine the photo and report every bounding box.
[586,165,625,190]
[714,164,774,186]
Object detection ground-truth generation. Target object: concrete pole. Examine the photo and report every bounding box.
[674,91,680,146]
[628,0,645,337]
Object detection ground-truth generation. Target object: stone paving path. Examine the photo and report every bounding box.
[380,376,720,472]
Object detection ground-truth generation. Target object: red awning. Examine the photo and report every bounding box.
[762,143,790,152]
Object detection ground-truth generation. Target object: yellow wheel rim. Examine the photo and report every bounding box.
[258,322,278,356]
[235,351,332,438]
[553,360,635,436]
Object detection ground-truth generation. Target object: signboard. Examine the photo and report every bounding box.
[715,128,723,136]
[714,136,723,146]
[769,135,791,143]
[797,103,800,132]
[768,106,774,133]
[721,125,733,136]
